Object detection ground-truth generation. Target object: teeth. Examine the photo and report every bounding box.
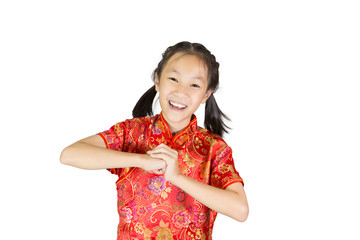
[170,101,187,109]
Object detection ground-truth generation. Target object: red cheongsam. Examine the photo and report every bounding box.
[98,113,244,240]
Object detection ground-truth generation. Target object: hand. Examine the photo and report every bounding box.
[141,154,166,175]
[147,144,181,182]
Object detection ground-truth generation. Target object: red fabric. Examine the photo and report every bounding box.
[98,113,243,240]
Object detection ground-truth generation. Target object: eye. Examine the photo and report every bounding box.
[169,77,178,82]
[190,84,200,88]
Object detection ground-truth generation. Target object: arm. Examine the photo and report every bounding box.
[173,175,248,222]
[60,135,166,172]
[147,144,249,222]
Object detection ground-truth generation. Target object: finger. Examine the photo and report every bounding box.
[150,150,178,161]
[148,149,173,157]
[149,152,172,162]
[152,144,175,152]
[147,146,164,154]
[157,143,168,148]
[148,146,177,157]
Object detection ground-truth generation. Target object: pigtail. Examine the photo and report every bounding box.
[205,94,230,137]
[132,85,157,118]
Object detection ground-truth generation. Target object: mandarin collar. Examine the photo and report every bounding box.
[155,112,198,146]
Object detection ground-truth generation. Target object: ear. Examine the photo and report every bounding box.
[201,89,213,104]
[154,73,160,92]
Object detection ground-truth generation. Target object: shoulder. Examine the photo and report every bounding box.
[119,115,157,129]
[105,115,157,136]
[196,126,231,152]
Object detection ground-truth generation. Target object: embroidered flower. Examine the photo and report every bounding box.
[218,163,232,174]
[119,206,133,223]
[134,222,145,234]
[128,200,136,208]
[214,146,231,164]
[188,205,197,213]
[147,176,166,195]
[152,121,163,135]
[172,210,191,228]
[117,184,125,199]
[136,188,148,200]
[137,206,146,216]
[139,133,145,141]
[146,204,154,213]
[176,190,186,203]
[144,228,152,240]
[185,228,206,240]
[156,228,174,240]
[196,229,206,240]
[197,212,207,224]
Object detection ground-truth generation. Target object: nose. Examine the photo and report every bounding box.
[174,82,188,96]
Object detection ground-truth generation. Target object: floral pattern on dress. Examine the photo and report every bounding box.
[156,228,173,240]
[98,113,244,240]
[119,206,133,223]
[176,190,186,203]
[147,176,166,195]
[172,210,191,228]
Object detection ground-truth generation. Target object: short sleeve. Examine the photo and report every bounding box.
[97,121,127,175]
[210,142,244,189]
[98,122,127,151]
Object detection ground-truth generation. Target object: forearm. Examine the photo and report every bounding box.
[147,144,249,221]
[171,175,248,222]
[60,142,143,170]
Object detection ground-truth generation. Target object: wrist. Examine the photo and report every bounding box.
[132,153,147,169]
[116,151,145,169]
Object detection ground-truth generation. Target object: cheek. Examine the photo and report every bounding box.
[194,89,209,101]
[158,92,166,103]
[189,94,204,106]
[159,85,175,99]
[158,90,171,106]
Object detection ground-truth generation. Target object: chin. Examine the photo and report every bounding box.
[163,111,191,127]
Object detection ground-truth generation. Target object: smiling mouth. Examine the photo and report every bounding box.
[169,100,187,110]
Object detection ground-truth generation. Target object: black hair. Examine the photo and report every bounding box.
[132,41,230,137]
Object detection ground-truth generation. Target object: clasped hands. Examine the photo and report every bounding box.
[143,143,181,182]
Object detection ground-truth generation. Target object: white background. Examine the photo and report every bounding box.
[1,1,359,239]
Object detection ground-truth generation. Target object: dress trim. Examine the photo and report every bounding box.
[159,112,197,143]
[223,179,244,189]
[115,167,137,185]
[98,133,109,149]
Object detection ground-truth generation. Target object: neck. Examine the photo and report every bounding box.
[171,129,182,137]
[168,122,186,137]
[161,115,189,137]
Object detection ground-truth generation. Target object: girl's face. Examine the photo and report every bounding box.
[155,52,213,134]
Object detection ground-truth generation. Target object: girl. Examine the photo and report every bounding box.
[60,41,249,239]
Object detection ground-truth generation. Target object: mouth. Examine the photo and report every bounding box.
[169,100,187,111]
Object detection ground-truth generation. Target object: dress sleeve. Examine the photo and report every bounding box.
[210,141,244,189]
[97,121,127,175]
